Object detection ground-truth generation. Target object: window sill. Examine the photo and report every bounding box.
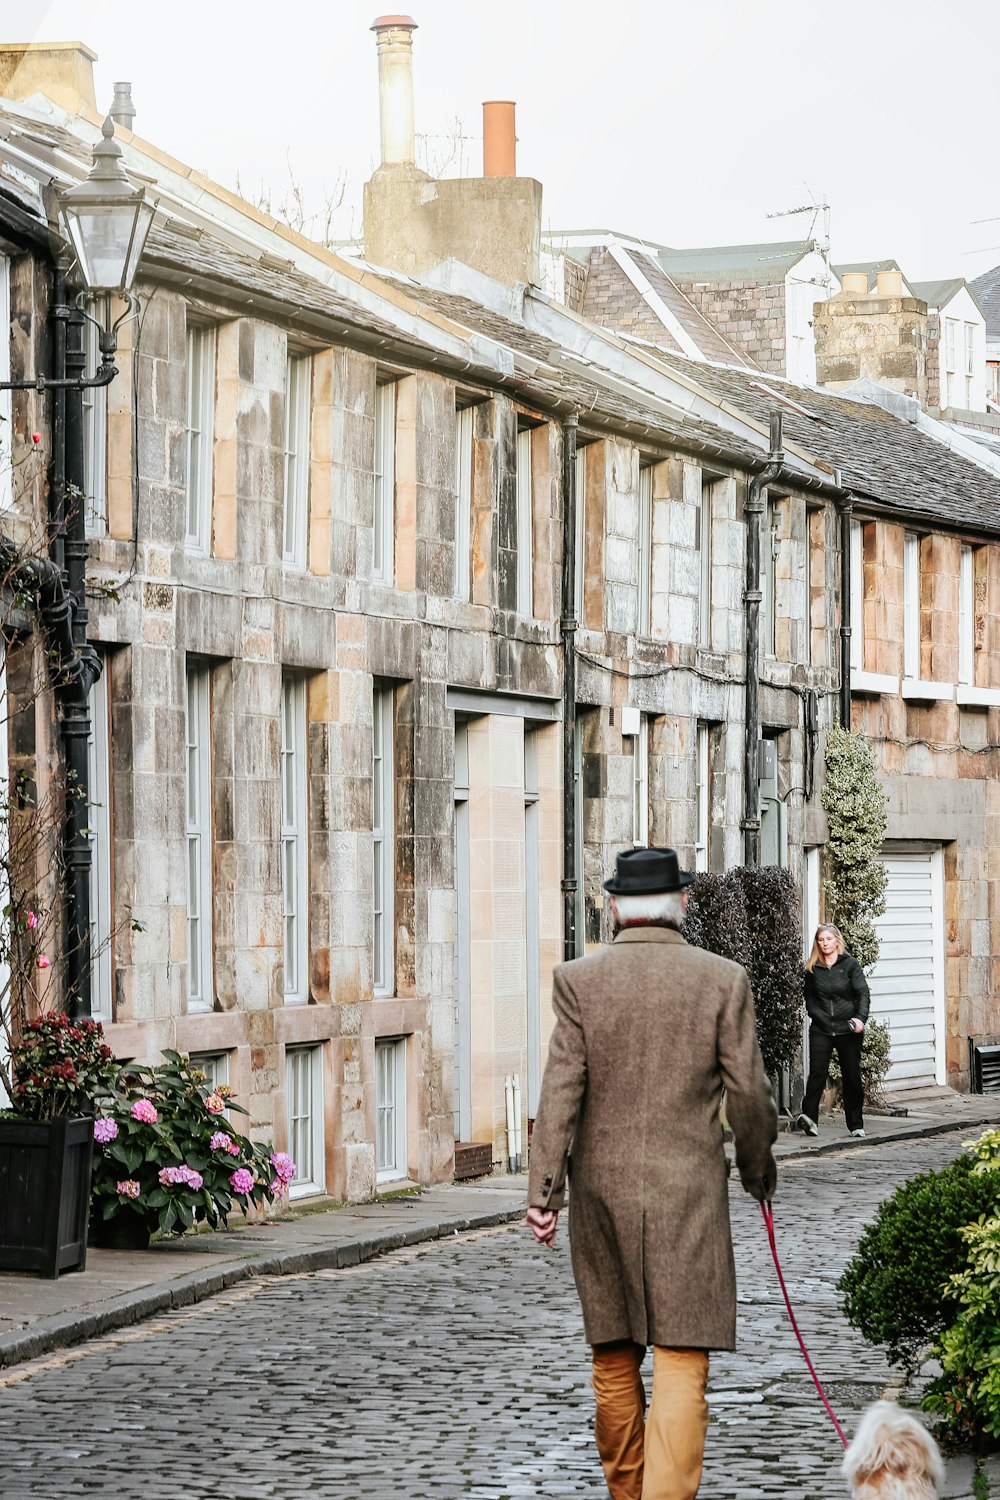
[957,684,1000,708]
[851,669,899,696]
[901,678,954,703]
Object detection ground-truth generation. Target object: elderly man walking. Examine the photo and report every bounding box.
[526,847,778,1500]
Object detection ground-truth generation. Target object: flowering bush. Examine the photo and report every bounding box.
[9,1011,118,1119]
[91,1051,294,1238]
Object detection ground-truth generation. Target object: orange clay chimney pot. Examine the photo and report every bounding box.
[483,101,516,177]
[841,272,869,297]
[877,269,904,298]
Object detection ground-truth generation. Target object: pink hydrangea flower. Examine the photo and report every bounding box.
[131,1098,158,1124]
[269,1151,296,1184]
[158,1164,203,1190]
[229,1167,254,1195]
[209,1131,233,1152]
[116,1180,140,1198]
[93,1117,118,1144]
[268,1177,287,1197]
[205,1093,225,1115]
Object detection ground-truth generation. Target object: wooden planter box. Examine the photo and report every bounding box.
[0,1115,94,1278]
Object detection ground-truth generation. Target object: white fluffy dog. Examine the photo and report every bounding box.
[842,1401,945,1499]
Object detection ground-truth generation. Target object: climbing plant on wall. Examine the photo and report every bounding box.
[821,726,888,972]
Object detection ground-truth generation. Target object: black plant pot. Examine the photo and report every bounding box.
[89,1206,152,1251]
[0,1115,94,1278]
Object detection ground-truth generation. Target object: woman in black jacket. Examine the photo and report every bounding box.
[797,924,871,1138]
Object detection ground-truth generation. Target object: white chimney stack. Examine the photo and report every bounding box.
[371,14,418,167]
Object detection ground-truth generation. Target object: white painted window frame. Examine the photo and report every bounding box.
[694,723,710,873]
[281,675,309,1003]
[516,426,533,617]
[762,496,779,658]
[637,465,652,636]
[632,717,649,847]
[88,660,113,1022]
[524,727,542,1118]
[286,1045,325,1198]
[375,1035,408,1183]
[184,664,214,1012]
[699,477,713,647]
[373,381,396,583]
[959,544,974,686]
[82,295,110,538]
[903,532,920,680]
[184,325,216,553]
[574,444,587,622]
[849,519,864,673]
[453,721,472,1140]
[282,353,311,568]
[0,255,11,512]
[372,683,395,996]
[191,1051,229,1092]
[453,403,474,600]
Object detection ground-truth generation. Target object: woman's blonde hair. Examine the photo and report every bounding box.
[805,923,847,972]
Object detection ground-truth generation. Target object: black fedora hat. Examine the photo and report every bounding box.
[602,846,695,896]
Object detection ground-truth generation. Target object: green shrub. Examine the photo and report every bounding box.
[922,1130,1000,1440]
[923,1213,1000,1439]
[684,867,802,1076]
[838,1153,998,1370]
[828,1016,892,1109]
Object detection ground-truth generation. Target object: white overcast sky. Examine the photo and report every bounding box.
[18,0,1000,282]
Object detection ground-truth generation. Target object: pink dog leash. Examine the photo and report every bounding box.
[760,1200,849,1449]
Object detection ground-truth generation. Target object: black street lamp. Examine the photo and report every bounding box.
[1,113,155,1019]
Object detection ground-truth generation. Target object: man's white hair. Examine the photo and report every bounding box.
[611,891,687,930]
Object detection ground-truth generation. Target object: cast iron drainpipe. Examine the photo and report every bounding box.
[560,413,579,962]
[742,412,784,868]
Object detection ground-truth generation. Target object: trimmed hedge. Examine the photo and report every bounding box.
[838,1154,998,1370]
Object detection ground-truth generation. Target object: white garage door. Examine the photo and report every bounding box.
[867,848,946,1089]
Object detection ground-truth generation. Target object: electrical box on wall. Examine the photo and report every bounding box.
[758,737,777,783]
[615,706,641,737]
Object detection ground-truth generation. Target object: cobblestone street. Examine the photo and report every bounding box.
[0,1132,982,1499]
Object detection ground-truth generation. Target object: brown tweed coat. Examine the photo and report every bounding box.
[527,927,777,1351]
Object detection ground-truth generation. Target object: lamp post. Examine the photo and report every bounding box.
[2,114,155,1018]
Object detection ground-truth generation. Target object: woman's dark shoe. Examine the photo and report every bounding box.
[796,1114,819,1137]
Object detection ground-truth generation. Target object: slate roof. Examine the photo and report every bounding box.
[651,355,1000,534]
[971,265,1000,337]
[909,277,969,311]
[657,239,816,285]
[618,247,756,367]
[363,277,769,468]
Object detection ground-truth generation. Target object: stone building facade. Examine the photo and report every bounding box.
[3,37,1000,1211]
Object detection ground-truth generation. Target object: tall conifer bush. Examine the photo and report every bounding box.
[684,868,802,1077]
[821,727,888,972]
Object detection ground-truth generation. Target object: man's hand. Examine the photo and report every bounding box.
[849,1018,865,1034]
[741,1154,777,1203]
[525,1206,559,1248]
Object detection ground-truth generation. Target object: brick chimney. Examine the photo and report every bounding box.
[0,41,97,114]
[814,277,929,407]
[363,17,541,288]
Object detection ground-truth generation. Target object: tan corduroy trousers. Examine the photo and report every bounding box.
[591,1342,710,1500]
